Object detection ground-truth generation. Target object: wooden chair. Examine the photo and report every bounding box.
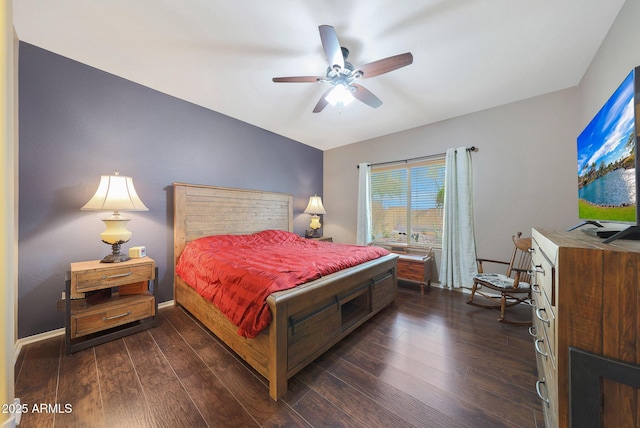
[467,232,533,325]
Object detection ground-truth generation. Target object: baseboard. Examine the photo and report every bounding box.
[0,399,21,427]
[398,279,473,294]
[433,281,474,293]
[158,300,175,309]
[14,299,175,362]
[14,328,64,362]
[0,415,17,428]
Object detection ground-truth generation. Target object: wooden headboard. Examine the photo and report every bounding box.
[173,183,293,263]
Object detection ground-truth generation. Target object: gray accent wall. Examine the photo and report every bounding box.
[18,42,323,338]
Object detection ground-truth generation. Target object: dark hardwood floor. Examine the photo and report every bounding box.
[15,285,544,427]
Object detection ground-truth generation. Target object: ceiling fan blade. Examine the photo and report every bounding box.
[313,88,334,113]
[354,52,413,79]
[351,84,383,108]
[319,25,344,70]
[272,76,322,83]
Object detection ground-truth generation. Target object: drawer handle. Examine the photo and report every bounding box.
[103,311,131,321]
[337,282,370,305]
[531,284,542,295]
[534,338,548,358]
[536,379,550,406]
[528,326,536,337]
[373,271,394,286]
[531,264,544,275]
[102,272,133,280]
[536,307,550,326]
[289,300,338,335]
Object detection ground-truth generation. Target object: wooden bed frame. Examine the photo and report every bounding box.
[173,183,398,400]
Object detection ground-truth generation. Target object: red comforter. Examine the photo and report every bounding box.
[175,230,389,338]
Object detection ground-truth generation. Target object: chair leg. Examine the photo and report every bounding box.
[498,293,532,326]
[468,282,478,303]
[467,282,502,309]
[497,293,506,322]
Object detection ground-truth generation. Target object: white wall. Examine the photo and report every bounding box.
[324,0,639,284]
[579,0,640,128]
[324,88,578,280]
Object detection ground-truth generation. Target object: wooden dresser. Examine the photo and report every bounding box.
[531,228,640,427]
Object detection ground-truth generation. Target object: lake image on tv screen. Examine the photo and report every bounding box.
[577,70,636,222]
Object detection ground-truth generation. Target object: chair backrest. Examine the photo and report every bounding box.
[505,232,533,284]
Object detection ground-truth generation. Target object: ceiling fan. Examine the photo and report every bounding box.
[272,25,413,113]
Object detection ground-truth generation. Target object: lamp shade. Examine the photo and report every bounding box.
[81,173,148,212]
[81,171,148,262]
[303,195,326,215]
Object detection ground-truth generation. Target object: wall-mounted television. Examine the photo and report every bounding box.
[573,66,640,243]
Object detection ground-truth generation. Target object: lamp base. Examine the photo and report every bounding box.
[305,228,321,238]
[100,241,130,263]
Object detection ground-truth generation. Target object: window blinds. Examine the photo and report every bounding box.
[370,157,445,248]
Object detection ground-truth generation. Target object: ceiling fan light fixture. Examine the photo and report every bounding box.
[272,25,413,113]
[325,84,354,107]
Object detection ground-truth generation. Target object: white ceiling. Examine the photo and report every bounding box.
[13,0,625,151]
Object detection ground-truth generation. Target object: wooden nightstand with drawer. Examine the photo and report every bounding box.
[391,248,433,295]
[65,257,158,355]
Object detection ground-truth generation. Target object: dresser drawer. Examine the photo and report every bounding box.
[70,258,155,297]
[531,238,557,370]
[71,294,155,338]
[371,270,397,309]
[396,255,427,283]
[534,329,558,428]
[532,291,558,427]
[533,285,557,369]
[531,237,556,308]
[533,300,556,368]
[288,299,341,372]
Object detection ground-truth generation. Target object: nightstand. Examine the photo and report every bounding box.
[65,256,158,355]
[394,252,433,295]
[311,236,333,242]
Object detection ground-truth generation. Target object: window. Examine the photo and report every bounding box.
[370,156,445,248]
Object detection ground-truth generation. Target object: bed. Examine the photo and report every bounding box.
[173,183,398,400]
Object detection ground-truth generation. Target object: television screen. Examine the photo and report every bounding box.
[577,68,637,224]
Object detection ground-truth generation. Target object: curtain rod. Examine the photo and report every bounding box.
[357,146,477,169]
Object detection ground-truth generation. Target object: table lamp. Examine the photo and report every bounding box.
[303,195,326,237]
[81,171,148,263]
